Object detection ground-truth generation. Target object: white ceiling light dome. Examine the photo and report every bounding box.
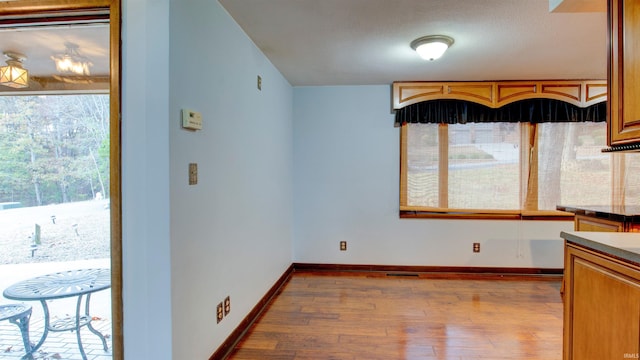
[410,35,455,61]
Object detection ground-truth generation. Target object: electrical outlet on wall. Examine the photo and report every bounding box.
[216,302,224,323]
[188,163,198,185]
[473,243,480,253]
[224,296,231,316]
[340,241,347,251]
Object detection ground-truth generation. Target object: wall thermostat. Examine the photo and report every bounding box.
[182,109,202,130]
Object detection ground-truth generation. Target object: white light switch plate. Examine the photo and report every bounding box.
[182,109,202,130]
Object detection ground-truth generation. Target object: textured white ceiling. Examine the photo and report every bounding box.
[219,0,607,86]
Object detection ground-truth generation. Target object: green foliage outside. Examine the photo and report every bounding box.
[0,95,110,207]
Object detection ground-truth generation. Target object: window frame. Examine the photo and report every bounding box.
[399,122,592,220]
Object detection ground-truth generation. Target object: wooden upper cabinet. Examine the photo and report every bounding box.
[393,80,606,110]
[608,0,640,146]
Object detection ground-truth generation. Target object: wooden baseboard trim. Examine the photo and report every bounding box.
[292,263,563,277]
[209,263,294,360]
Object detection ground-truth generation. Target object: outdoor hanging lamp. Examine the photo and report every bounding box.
[0,52,29,88]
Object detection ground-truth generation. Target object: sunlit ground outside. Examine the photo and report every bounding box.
[0,201,112,360]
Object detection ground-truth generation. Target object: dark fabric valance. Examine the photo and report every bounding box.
[394,98,606,125]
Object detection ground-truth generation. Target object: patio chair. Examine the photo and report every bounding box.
[0,303,33,358]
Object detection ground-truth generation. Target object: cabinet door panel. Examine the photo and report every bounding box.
[564,245,640,360]
[570,258,640,359]
[609,0,640,145]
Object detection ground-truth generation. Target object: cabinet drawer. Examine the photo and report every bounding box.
[574,215,623,232]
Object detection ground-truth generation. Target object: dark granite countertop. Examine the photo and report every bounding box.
[556,204,640,224]
[561,231,640,267]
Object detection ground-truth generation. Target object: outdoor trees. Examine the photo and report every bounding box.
[0,95,109,206]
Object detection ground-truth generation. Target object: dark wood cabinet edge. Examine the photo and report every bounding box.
[602,143,640,152]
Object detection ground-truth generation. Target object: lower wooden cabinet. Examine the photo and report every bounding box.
[574,214,624,232]
[563,243,640,359]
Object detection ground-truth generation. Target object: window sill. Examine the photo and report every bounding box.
[399,208,575,221]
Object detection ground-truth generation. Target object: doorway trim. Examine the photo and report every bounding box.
[0,1,122,359]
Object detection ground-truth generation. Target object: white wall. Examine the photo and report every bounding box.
[293,85,573,268]
[121,0,172,359]
[168,1,293,359]
[122,0,293,359]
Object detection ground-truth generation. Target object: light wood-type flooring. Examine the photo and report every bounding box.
[228,271,563,360]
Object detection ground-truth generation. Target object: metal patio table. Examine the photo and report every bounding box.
[3,268,110,360]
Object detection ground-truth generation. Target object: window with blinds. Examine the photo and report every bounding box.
[400,121,638,219]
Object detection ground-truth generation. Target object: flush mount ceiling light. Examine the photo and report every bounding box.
[410,35,455,61]
[51,42,93,76]
[0,52,29,89]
